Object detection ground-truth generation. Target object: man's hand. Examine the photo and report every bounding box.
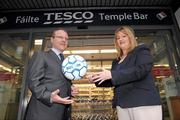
[51,89,74,104]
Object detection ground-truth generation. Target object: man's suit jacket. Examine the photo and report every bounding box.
[97,44,161,108]
[25,50,71,120]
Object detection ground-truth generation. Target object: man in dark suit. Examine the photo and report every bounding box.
[25,28,78,120]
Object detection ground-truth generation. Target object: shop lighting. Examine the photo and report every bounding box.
[64,49,117,54]
[154,64,169,67]
[0,65,11,72]
[100,49,117,53]
[69,50,99,54]
[63,50,71,54]
[35,39,43,45]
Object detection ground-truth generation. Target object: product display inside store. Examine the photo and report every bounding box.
[71,83,116,120]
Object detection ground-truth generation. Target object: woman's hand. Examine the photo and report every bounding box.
[86,69,112,85]
[86,73,94,83]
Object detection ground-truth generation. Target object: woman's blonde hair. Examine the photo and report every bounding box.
[114,26,138,59]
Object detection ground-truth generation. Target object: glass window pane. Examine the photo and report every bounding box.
[0,33,29,120]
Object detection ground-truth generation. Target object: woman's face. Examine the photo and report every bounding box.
[116,31,131,51]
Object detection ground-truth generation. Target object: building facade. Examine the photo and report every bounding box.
[0,6,180,120]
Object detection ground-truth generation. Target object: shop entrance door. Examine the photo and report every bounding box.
[0,33,29,120]
[26,28,178,120]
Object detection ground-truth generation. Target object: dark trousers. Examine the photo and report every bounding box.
[64,105,72,120]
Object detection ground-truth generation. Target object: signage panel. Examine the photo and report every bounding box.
[0,8,173,29]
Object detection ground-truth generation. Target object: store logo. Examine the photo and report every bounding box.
[43,11,94,25]
[156,12,167,20]
[0,17,7,24]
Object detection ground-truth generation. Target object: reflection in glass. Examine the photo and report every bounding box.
[0,33,29,120]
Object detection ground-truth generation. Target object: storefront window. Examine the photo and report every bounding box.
[27,29,178,120]
[0,33,29,120]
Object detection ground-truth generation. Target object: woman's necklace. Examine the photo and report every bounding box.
[119,55,127,63]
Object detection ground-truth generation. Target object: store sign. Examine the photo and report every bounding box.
[0,71,16,81]
[43,11,94,24]
[0,8,173,29]
[152,66,173,77]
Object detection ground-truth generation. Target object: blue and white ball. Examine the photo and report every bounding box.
[62,55,88,80]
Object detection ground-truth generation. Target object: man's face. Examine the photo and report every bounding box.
[51,30,68,52]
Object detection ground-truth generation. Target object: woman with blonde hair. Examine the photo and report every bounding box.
[88,26,162,120]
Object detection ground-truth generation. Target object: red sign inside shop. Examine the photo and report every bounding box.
[152,66,173,77]
[0,71,16,81]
